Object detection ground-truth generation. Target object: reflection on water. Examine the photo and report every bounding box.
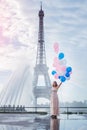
[0,116,60,130]
[50,118,60,130]
[0,114,87,130]
[0,126,19,130]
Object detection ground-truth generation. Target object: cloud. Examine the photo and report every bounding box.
[0,70,12,83]
[0,0,36,48]
[0,0,37,71]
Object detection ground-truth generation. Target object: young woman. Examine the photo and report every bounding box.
[50,81,62,119]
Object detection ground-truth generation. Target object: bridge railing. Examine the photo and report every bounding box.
[0,106,87,119]
[25,107,87,119]
[0,106,87,114]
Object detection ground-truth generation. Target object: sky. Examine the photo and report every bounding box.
[0,0,87,104]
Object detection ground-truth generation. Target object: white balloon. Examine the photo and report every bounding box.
[66,76,70,80]
[59,59,67,65]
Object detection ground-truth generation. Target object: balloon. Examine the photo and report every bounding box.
[54,57,59,64]
[53,43,59,53]
[53,57,59,67]
[65,72,70,77]
[54,73,59,79]
[53,63,56,67]
[54,43,59,48]
[51,70,57,75]
[58,53,64,60]
[54,48,59,54]
[66,77,70,80]
[58,76,61,79]
[52,43,72,82]
[59,59,67,65]
[60,76,66,82]
[53,62,58,68]
[66,67,72,72]
[55,64,62,72]
[55,66,66,76]
[69,71,72,74]
[61,66,66,73]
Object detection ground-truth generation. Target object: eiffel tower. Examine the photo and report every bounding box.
[33,3,51,107]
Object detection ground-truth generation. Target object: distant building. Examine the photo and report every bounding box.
[0,105,26,112]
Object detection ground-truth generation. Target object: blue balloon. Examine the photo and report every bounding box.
[60,76,66,82]
[58,76,61,79]
[58,52,64,60]
[51,70,57,75]
[65,72,70,77]
[66,67,72,72]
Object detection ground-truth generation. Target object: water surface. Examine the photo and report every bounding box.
[0,114,87,130]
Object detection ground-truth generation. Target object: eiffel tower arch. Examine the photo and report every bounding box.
[32,3,51,107]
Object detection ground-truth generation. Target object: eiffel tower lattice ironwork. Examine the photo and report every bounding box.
[33,3,51,107]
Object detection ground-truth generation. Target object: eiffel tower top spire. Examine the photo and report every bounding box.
[40,1,42,10]
[36,2,46,65]
[39,2,44,17]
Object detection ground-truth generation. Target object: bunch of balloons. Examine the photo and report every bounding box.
[51,43,72,82]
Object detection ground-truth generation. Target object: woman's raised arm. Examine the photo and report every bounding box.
[58,82,62,89]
